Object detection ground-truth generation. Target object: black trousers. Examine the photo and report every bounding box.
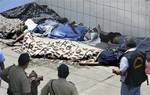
[0,62,4,70]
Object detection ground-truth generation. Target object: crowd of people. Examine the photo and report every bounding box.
[0,36,149,95]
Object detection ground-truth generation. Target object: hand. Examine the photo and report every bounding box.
[112,69,116,73]
[112,69,120,75]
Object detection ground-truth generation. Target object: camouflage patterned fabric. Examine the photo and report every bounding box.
[0,15,25,39]
[21,33,103,61]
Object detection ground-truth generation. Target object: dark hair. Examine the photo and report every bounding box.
[18,53,30,66]
[107,32,122,43]
[57,64,69,78]
[108,32,116,43]
[115,32,121,36]
[125,37,136,48]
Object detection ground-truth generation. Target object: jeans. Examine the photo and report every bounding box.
[121,82,141,95]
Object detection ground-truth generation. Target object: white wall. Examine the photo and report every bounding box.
[36,0,150,37]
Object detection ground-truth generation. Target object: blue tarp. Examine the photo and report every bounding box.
[0,0,34,13]
[32,19,88,41]
[49,23,88,41]
[0,49,4,62]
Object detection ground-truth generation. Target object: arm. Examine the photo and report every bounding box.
[0,51,5,70]
[1,66,11,83]
[41,81,51,95]
[69,81,79,95]
[0,62,5,70]
[21,73,32,95]
[13,32,27,43]
[72,86,79,95]
[6,32,28,46]
[112,69,121,75]
[112,57,128,76]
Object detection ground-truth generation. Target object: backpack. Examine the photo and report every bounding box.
[124,50,149,86]
[97,49,123,66]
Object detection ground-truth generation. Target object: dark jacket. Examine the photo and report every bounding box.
[124,50,148,87]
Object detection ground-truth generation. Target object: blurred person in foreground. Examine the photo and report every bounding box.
[0,49,5,86]
[2,53,31,95]
[41,63,78,95]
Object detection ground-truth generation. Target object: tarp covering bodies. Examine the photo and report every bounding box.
[21,33,101,61]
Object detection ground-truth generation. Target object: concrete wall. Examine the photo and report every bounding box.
[36,0,150,37]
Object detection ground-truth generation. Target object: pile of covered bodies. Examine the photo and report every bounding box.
[0,2,102,64]
[0,15,25,39]
[1,2,150,66]
[22,32,101,61]
[0,2,60,39]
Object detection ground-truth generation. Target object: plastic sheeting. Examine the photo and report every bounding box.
[49,23,88,41]
[32,19,88,41]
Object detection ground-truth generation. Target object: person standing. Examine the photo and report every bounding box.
[112,37,148,95]
[41,63,78,95]
[0,49,5,86]
[2,53,31,95]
